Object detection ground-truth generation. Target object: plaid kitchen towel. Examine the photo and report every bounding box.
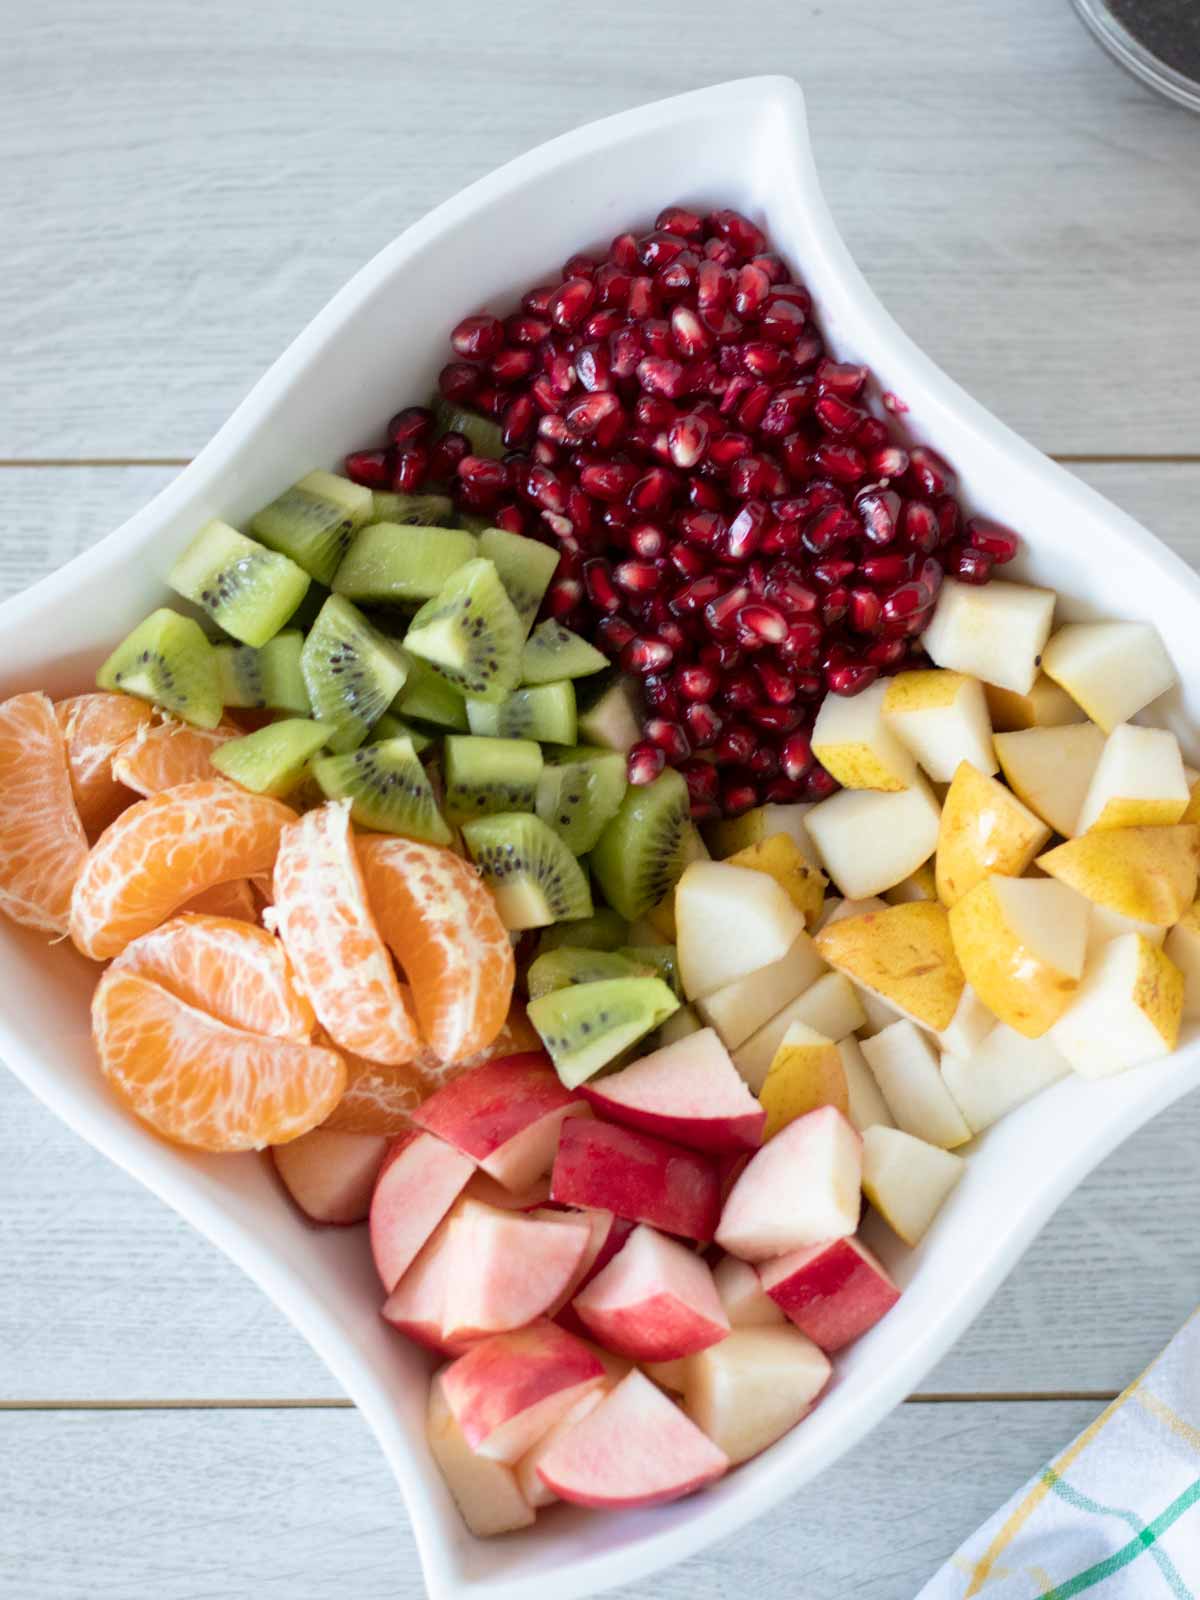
[918,1311,1199,1599]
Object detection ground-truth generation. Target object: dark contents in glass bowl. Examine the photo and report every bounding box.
[1109,0,1200,82]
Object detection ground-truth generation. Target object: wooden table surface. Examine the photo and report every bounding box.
[2,2,1198,1595]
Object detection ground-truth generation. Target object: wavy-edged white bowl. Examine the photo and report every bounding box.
[2,75,1199,1600]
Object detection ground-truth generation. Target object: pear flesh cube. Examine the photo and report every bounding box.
[948,875,1089,1038]
[676,860,804,999]
[985,674,1086,731]
[683,1326,832,1465]
[920,577,1056,695]
[1164,903,1200,1019]
[861,1125,966,1246]
[1037,824,1200,926]
[941,1023,1071,1134]
[935,760,1051,907]
[838,1036,896,1131]
[758,1022,848,1138]
[994,722,1106,838]
[884,861,938,904]
[1086,903,1166,958]
[705,801,816,861]
[759,1235,901,1351]
[1075,723,1188,832]
[815,894,888,931]
[427,1373,535,1537]
[860,1020,971,1148]
[814,901,965,1033]
[805,776,941,899]
[811,678,916,791]
[571,1223,729,1363]
[882,669,998,782]
[716,1105,862,1263]
[696,931,828,1050]
[712,1253,786,1327]
[732,973,866,1091]
[272,1128,388,1225]
[933,985,993,1059]
[1041,619,1177,732]
[1050,932,1183,1079]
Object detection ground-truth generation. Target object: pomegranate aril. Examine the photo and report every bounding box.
[644,718,691,761]
[815,359,868,399]
[630,467,681,515]
[729,456,787,499]
[736,603,787,644]
[704,236,738,266]
[804,505,858,554]
[639,230,688,270]
[673,664,718,702]
[680,757,720,805]
[610,232,640,269]
[720,669,761,712]
[505,314,552,347]
[859,552,913,584]
[907,445,957,498]
[855,416,891,451]
[768,577,819,616]
[344,449,390,489]
[899,499,940,554]
[917,556,944,597]
[657,254,699,297]
[756,660,797,705]
[391,446,428,492]
[735,383,774,430]
[640,318,673,358]
[439,362,480,404]
[668,304,712,360]
[580,459,639,502]
[613,559,664,595]
[575,343,613,392]
[867,444,910,479]
[583,559,621,614]
[522,286,555,315]
[733,263,771,316]
[758,297,808,344]
[747,746,780,779]
[749,701,804,734]
[865,636,908,667]
[656,204,705,239]
[857,487,902,546]
[803,766,840,801]
[881,581,931,623]
[595,616,637,654]
[791,331,825,371]
[951,545,994,584]
[967,518,1020,563]
[815,393,869,437]
[669,543,707,580]
[708,431,753,469]
[546,578,583,619]
[811,441,867,484]
[759,384,814,436]
[721,779,761,815]
[934,493,962,544]
[715,724,756,764]
[429,431,470,482]
[780,731,814,781]
[566,392,621,438]
[584,308,626,340]
[740,342,792,382]
[724,500,769,561]
[704,585,751,636]
[627,522,666,559]
[548,277,596,330]
[671,573,725,613]
[779,620,823,664]
[628,276,656,319]
[812,557,857,587]
[627,742,667,786]
[563,253,597,279]
[531,375,563,415]
[637,357,687,399]
[621,636,674,675]
[708,209,766,259]
[386,406,433,447]
[825,661,879,696]
[450,314,503,360]
[501,395,537,448]
[668,413,709,469]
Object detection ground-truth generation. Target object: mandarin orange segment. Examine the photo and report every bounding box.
[180,878,259,923]
[111,719,237,797]
[0,691,90,934]
[55,692,154,836]
[69,779,297,961]
[92,969,345,1152]
[357,833,515,1064]
[111,913,314,1041]
[271,800,420,1065]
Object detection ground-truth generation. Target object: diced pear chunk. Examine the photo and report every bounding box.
[994,723,1106,838]
[948,875,1089,1038]
[860,1020,971,1148]
[882,669,997,782]
[861,1126,965,1246]
[1037,825,1200,926]
[806,777,941,900]
[1050,933,1183,1078]
[921,578,1056,695]
[1075,723,1188,832]
[1041,620,1176,732]
[935,760,1050,907]
[984,674,1086,731]
[812,679,916,792]
[941,1023,1070,1134]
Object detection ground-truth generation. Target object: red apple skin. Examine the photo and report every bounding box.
[440,1207,591,1345]
[441,1321,606,1455]
[758,1236,901,1352]
[571,1224,729,1362]
[550,1118,721,1242]
[577,1087,764,1154]
[554,1216,636,1338]
[575,1291,726,1363]
[410,1053,578,1160]
[575,1032,765,1154]
[369,1131,476,1293]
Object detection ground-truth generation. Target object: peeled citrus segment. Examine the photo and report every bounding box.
[0,691,90,934]
[69,779,297,961]
[271,800,420,1065]
[180,878,259,922]
[112,720,238,796]
[111,913,314,1041]
[55,692,154,836]
[92,969,345,1152]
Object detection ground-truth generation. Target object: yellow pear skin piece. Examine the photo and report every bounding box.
[984,675,1086,732]
[1037,825,1200,927]
[935,761,1051,908]
[1182,772,1200,826]
[948,876,1087,1038]
[757,1022,849,1139]
[813,901,964,1032]
[726,833,827,928]
[884,860,938,904]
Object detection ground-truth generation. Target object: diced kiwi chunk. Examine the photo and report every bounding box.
[432,398,504,461]
[477,528,558,637]
[96,608,222,729]
[462,812,593,931]
[535,746,628,855]
[620,944,681,996]
[300,594,409,753]
[371,490,456,527]
[371,712,433,754]
[393,653,469,730]
[403,557,524,703]
[589,768,691,921]
[333,524,478,604]
[216,630,310,712]
[526,946,656,1000]
[576,676,643,753]
[522,620,608,686]
[443,735,543,823]
[169,520,310,648]
[312,736,452,843]
[210,718,328,797]
[466,681,576,744]
[527,976,679,1088]
[251,471,374,586]
[536,908,629,955]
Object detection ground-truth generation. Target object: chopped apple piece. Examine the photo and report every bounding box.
[1037,824,1200,926]
[948,875,1088,1038]
[1075,724,1188,833]
[1041,620,1176,732]
[805,776,941,899]
[716,1106,862,1262]
[935,761,1051,907]
[1164,902,1200,1019]
[683,1326,831,1464]
[712,1253,786,1327]
[985,674,1086,731]
[758,1022,847,1138]
[882,669,997,782]
[726,833,827,926]
[370,1131,476,1293]
[440,1321,606,1463]
[696,931,828,1050]
[1086,903,1166,958]
[572,1223,729,1362]
[550,1117,720,1242]
[1050,933,1183,1078]
[516,1387,607,1509]
[440,1202,591,1344]
[815,901,964,1032]
[921,577,1056,695]
[860,1020,971,1148]
[706,802,815,860]
[838,1036,896,1131]
[579,1027,765,1153]
[759,1235,900,1351]
[272,1129,388,1225]
[812,678,917,791]
[382,1205,468,1356]
[941,1022,1071,1133]
[553,1217,636,1340]
[884,861,937,904]
[861,1125,966,1245]
[675,859,804,1000]
[526,1207,618,1317]
[427,1372,535,1536]
[732,974,866,1091]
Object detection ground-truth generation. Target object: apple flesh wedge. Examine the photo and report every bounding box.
[921,577,1056,695]
[1037,824,1200,927]
[272,1129,388,1225]
[579,1028,765,1153]
[815,901,965,1033]
[805,776,941,900]
[516,1386,607,1509]
[838,1035,896,1132]
[675,859,805,1000]
[812,677,917,791]
[382,1206,468,1356]
[572,1223,729,1362]
[440,1201,591,1344]
[526,1207,618,1317]
[712,1253,786,1327]
[860,1021,971,1149]
[732,973,866,1092]
[697,931,828,1051]
[760,1235,900,1351]
[994,722,1106,838]
[725,833,827,926]
[550,1116,721,1242]
[1075,724,1188,833]
[440,1320,606,1463]
[427,1373,535,1537]
[941,1022,1070,1134]
[758,1022,847,1138]
[683,1325,831,1465]
[1164,902,1200,1019]
[861,1125,965,1245]
[984,673,1085,732]
[369,1131,476,1293]
[1041,619,1176,732]
[935,760,1050,907]
[553,1215,636,1339]
[716,1105,862,1263]
[462,1170,552,1211]
[1050,932,1184,1079]
[536,1368,728,1508]
[948,876,1089,1038]
[881,669,997,783]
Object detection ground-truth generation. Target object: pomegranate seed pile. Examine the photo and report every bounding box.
[345,205,1019,821]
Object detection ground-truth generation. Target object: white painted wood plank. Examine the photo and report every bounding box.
[2,0,1198,459]
[0,1400,1099,1600]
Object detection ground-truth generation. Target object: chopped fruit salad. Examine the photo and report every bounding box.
[1,201,1197,1536]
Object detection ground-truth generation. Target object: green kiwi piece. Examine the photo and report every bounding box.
[312,736,452,843]
[210,718,328,797]
[371,712,433,754]
[522,620,608,686]
[526,976,680,1088]
[535,746,628,855]
[466,681,576,744]
[589,768,691,921]
[250,471,374,586]
[525,947,655,1001]
[403,557,524,704]
[371,490,456,527]
[169,520,310,648]
[620,944,681,997]
[96,608,222,729]
[392,653,469,730]
[432,398,505,461]
[477,528,558,637]
[300,594,409,753]
[576,675,643,753]
[462,812,593,931]
[442,735,543,823]
[215,630,310,712]
[333,523,477,604]
[536,908,629,955]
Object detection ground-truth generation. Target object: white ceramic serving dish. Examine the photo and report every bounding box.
[2,74,1199,1600]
